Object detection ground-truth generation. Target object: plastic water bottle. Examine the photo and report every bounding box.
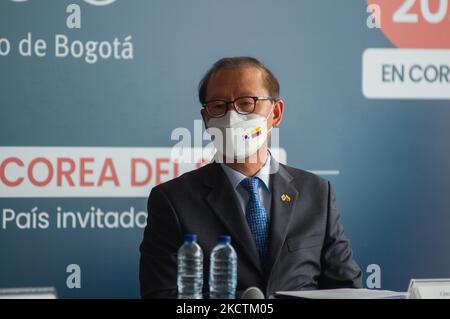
[209,235,237,299]
[177,234,203,299]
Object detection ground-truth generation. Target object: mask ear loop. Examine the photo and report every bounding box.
[265,102,276,134]
[262,103,276,159]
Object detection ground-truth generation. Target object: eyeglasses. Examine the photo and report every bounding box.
[202,96,276,118]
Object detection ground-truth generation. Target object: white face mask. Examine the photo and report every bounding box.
[206,108,273,161]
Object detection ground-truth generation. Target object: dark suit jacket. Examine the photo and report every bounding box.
[139,160,362,298]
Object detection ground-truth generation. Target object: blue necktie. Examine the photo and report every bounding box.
[240,177,269,261]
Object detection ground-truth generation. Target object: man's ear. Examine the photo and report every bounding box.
[201,109,209,129]
[272,99,284,127]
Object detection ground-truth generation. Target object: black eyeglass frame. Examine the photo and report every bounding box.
[202,96,277,118]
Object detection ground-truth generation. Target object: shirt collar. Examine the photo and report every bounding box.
[220,154,271,192]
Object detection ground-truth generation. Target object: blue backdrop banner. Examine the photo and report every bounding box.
[1,0,449,298]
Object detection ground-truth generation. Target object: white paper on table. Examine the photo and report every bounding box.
[275,288,406,299]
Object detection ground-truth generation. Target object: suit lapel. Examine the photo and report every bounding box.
[266,161,299,277]
[203,163,264,276]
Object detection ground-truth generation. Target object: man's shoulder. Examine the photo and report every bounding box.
[152,162,217,194]
[280,163,329,189]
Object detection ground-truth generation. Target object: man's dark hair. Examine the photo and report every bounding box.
[198,56,280,104]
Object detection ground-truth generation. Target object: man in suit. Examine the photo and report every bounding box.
[140,57,362,298]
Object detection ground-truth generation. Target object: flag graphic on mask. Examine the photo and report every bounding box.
[243,127,262,140]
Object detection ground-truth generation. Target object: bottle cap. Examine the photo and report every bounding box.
[218,235,231,244]
[184,234,197,242]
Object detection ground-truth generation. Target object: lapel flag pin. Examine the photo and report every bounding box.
[281,194,291,202]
